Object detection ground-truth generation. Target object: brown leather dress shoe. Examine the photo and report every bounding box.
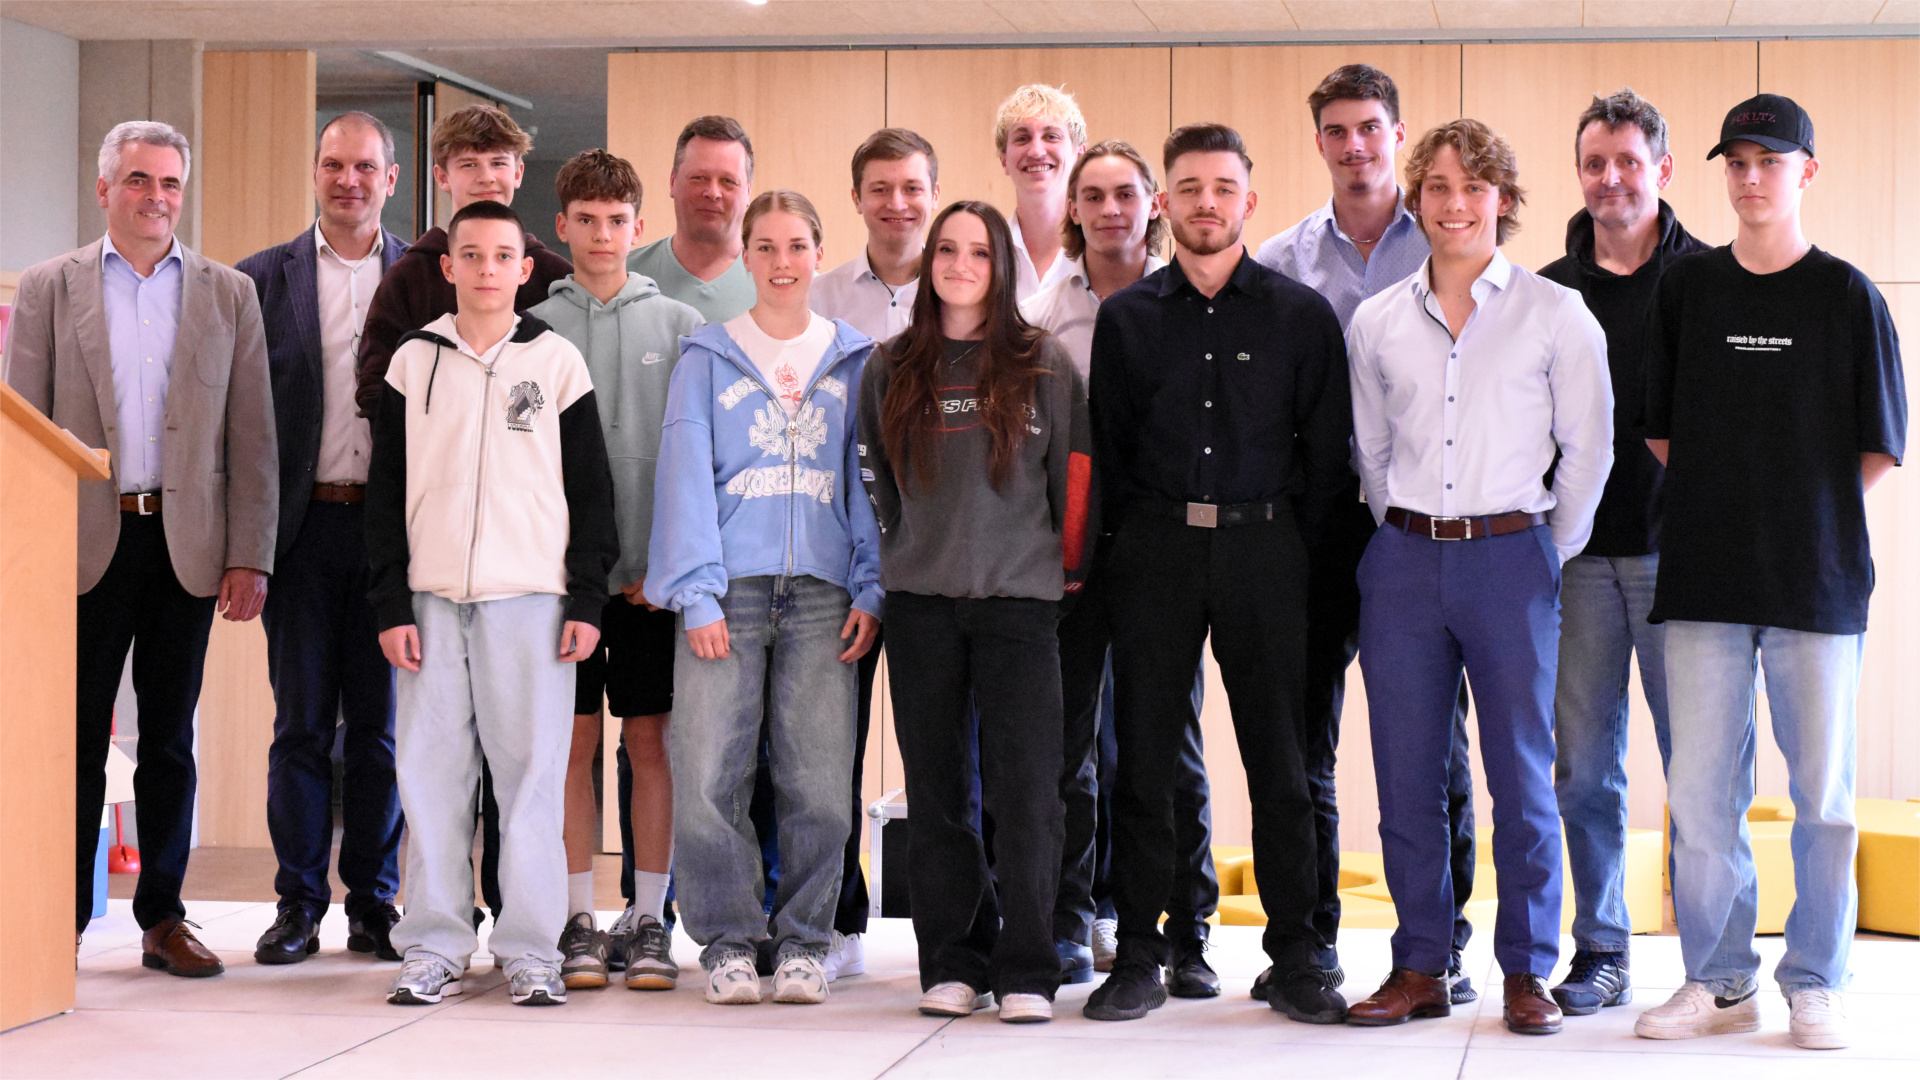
[1346,967,1451,1026]
[141,918,224,978]
[1503,972,1563,1035]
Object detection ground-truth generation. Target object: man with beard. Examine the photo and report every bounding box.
[1084,123,1353,1026]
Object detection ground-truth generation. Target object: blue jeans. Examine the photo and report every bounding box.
[1664,620,1861,997]
[1553,553,1669,951]
[670,575,856,968]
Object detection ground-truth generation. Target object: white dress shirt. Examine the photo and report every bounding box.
[1018,253,1167,382]
[1254,192,1429,331]
[809,250,919,344]
[314,222,384,484]
[1346,249,1614,563]
[1010,216,1078,302]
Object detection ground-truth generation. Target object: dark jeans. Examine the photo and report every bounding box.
[261,502,400,922]
[75,513,216,932]
[1359,523,1564,978]
[1107,510,1325,971]
[1304,498,1475,965]
[834,628,882,935]
[887,592,1064,999]
[1057,580,1215,947]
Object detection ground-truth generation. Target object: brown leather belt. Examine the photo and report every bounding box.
[119,492,161,515]
[1384,506,1545,541]
[313,482,366,504]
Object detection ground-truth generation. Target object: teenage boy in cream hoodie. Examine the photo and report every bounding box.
[529,149,703,992]
[367,200,618,1008]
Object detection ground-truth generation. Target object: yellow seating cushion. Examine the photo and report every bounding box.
[1856,799,1919,936]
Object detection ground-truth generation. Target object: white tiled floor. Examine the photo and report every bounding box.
[4,900,1912,1079]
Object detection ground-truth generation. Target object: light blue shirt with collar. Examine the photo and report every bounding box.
[101,231,185,493]
[1254,191,1428,331]
[1346,248,1615,563]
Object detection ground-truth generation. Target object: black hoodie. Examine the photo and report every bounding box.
[1540,201,1708,557]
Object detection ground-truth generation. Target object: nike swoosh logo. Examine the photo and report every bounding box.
[641,353,666,364]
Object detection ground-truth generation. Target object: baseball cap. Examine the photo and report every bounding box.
[1707,93,1815,159]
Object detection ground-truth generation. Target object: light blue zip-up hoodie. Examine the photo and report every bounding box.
[644,318,883,628]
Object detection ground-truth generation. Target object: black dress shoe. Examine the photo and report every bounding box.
[1056,939,1096,985]
[1083,959,1168,1021]
[347,901,403,962]
[1267,966,1349,1024]
[253,908,319,965]
[1166,938,1221,998]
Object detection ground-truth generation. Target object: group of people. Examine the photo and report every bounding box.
[4,60,1902,1050]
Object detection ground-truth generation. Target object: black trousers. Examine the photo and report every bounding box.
[261,502,400,922]
[1057,579,1216,947]
[886,593,1064,998]
[833,628,881,935]
[75,513,216,933]
[1304,498,1477,962]
[1107,510,1325,971]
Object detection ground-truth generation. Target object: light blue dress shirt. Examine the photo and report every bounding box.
[1254,192,1429,331]
[101,232,184,493]
[1346,249,1615,563]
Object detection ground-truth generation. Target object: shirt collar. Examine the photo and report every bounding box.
[1069,253,1167,294]
[1412,247,1513,302]
[1157,247,1256,299]
[315,220,385,263]
[1313,190,1416,246]
[101,231,184,276]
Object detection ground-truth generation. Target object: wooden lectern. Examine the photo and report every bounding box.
[0,381,111,1031]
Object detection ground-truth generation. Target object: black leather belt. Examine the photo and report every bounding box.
[1142,497,1283,529]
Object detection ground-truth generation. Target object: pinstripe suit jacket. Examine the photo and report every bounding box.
[236,226,407,559]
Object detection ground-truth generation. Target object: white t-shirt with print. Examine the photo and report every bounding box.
[725,311,837,415]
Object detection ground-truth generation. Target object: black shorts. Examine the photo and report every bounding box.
[574,597,676,717]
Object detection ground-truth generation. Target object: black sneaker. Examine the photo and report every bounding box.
[347,902,402,962]
[1551,949,1631,1015]
[1166,938,1220,998]
[1447,948,1478,1004]
[1267,966,1349,1024]
[1251,962,1342,1001]
[1083,959,1168,1021]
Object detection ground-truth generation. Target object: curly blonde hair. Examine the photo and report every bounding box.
[992,84,1087,156]
[1404,119,1526,246]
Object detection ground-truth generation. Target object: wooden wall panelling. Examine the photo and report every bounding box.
[1462,41,1756,273]
[884,47,1173,216]
[1760,38,1920,284]
[200,50,317,267]
[1857,284,1918,803]
[608,52,886,271]
[195,618,275,847]
[1171,44,1462,254]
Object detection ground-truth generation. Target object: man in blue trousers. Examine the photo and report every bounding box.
[1343,119,1612,1036]
[236,112,410,965]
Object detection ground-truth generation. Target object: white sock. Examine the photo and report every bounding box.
[634,870,670,923]
[568,871,595,922]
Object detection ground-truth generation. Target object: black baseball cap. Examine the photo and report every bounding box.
[1707,93,1815,159]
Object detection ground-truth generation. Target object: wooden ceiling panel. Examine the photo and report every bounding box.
[1582,1,1734,26]
[1729,0,1891,23]
[1131,1,1300,33]
[1284,1,1441,30]
[983,1,1160,34]
[1433,1,1585,29]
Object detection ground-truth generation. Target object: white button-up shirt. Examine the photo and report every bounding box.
[1011,216,1078,302]
[1018,253,1167,382]
[1346,249,1614,563]
[314,223,383,484]
[1254,192,1429,332]
[809,251,919,344]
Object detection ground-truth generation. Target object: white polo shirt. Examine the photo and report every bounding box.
[809,251,919,344]
[1019,253,1167,383]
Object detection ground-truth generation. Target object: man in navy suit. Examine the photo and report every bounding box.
[236,112,410,965]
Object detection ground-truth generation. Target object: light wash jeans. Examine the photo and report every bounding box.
[1553,553,1670,951]
[1664,620,1862,997]
[671,575,857,969]
[390,592,574,973]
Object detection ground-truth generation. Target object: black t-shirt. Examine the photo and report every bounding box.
[1643,245,1907,634]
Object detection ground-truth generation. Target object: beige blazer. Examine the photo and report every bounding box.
[3,238,277,596]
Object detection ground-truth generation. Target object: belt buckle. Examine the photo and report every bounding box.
[1428,515,1470,541]
[135,492,156,516]
[1186,503,1218,528]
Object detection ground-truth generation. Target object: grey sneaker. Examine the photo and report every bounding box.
[387,956,463,1005]
[558,912,609,989]
[507,960,568,1005]
[771,953,829,1004]
[623,915,677,990]
[606,904,639,970]
[1091,918,1118,972]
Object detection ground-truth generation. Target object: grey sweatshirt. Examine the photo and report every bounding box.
[529,273,704,592]
[857,335,1092,601]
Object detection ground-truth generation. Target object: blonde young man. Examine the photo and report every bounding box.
[994,84,1087,300]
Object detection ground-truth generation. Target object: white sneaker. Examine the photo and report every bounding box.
[823,931,865,982]
[919,981,993,1016]
[1091,918,1118,972]
[1787,988,1849,1049]
[771,954,830,1004]
[387,957,463,1005]
[998,992,1052,1023]
[705,954,761,1005]
[1634,982,1761,1040]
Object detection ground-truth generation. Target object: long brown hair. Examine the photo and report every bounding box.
[879,201,1047,494]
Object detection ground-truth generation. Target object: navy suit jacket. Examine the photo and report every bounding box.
[237,226,408,560]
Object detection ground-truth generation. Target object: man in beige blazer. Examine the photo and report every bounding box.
[3,120,277,978]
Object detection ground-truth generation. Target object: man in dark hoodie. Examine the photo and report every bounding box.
[1537,88,1706,1017]
[352,103,571,417]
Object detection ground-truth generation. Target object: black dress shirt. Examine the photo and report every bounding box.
[1089,249,1354,541]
